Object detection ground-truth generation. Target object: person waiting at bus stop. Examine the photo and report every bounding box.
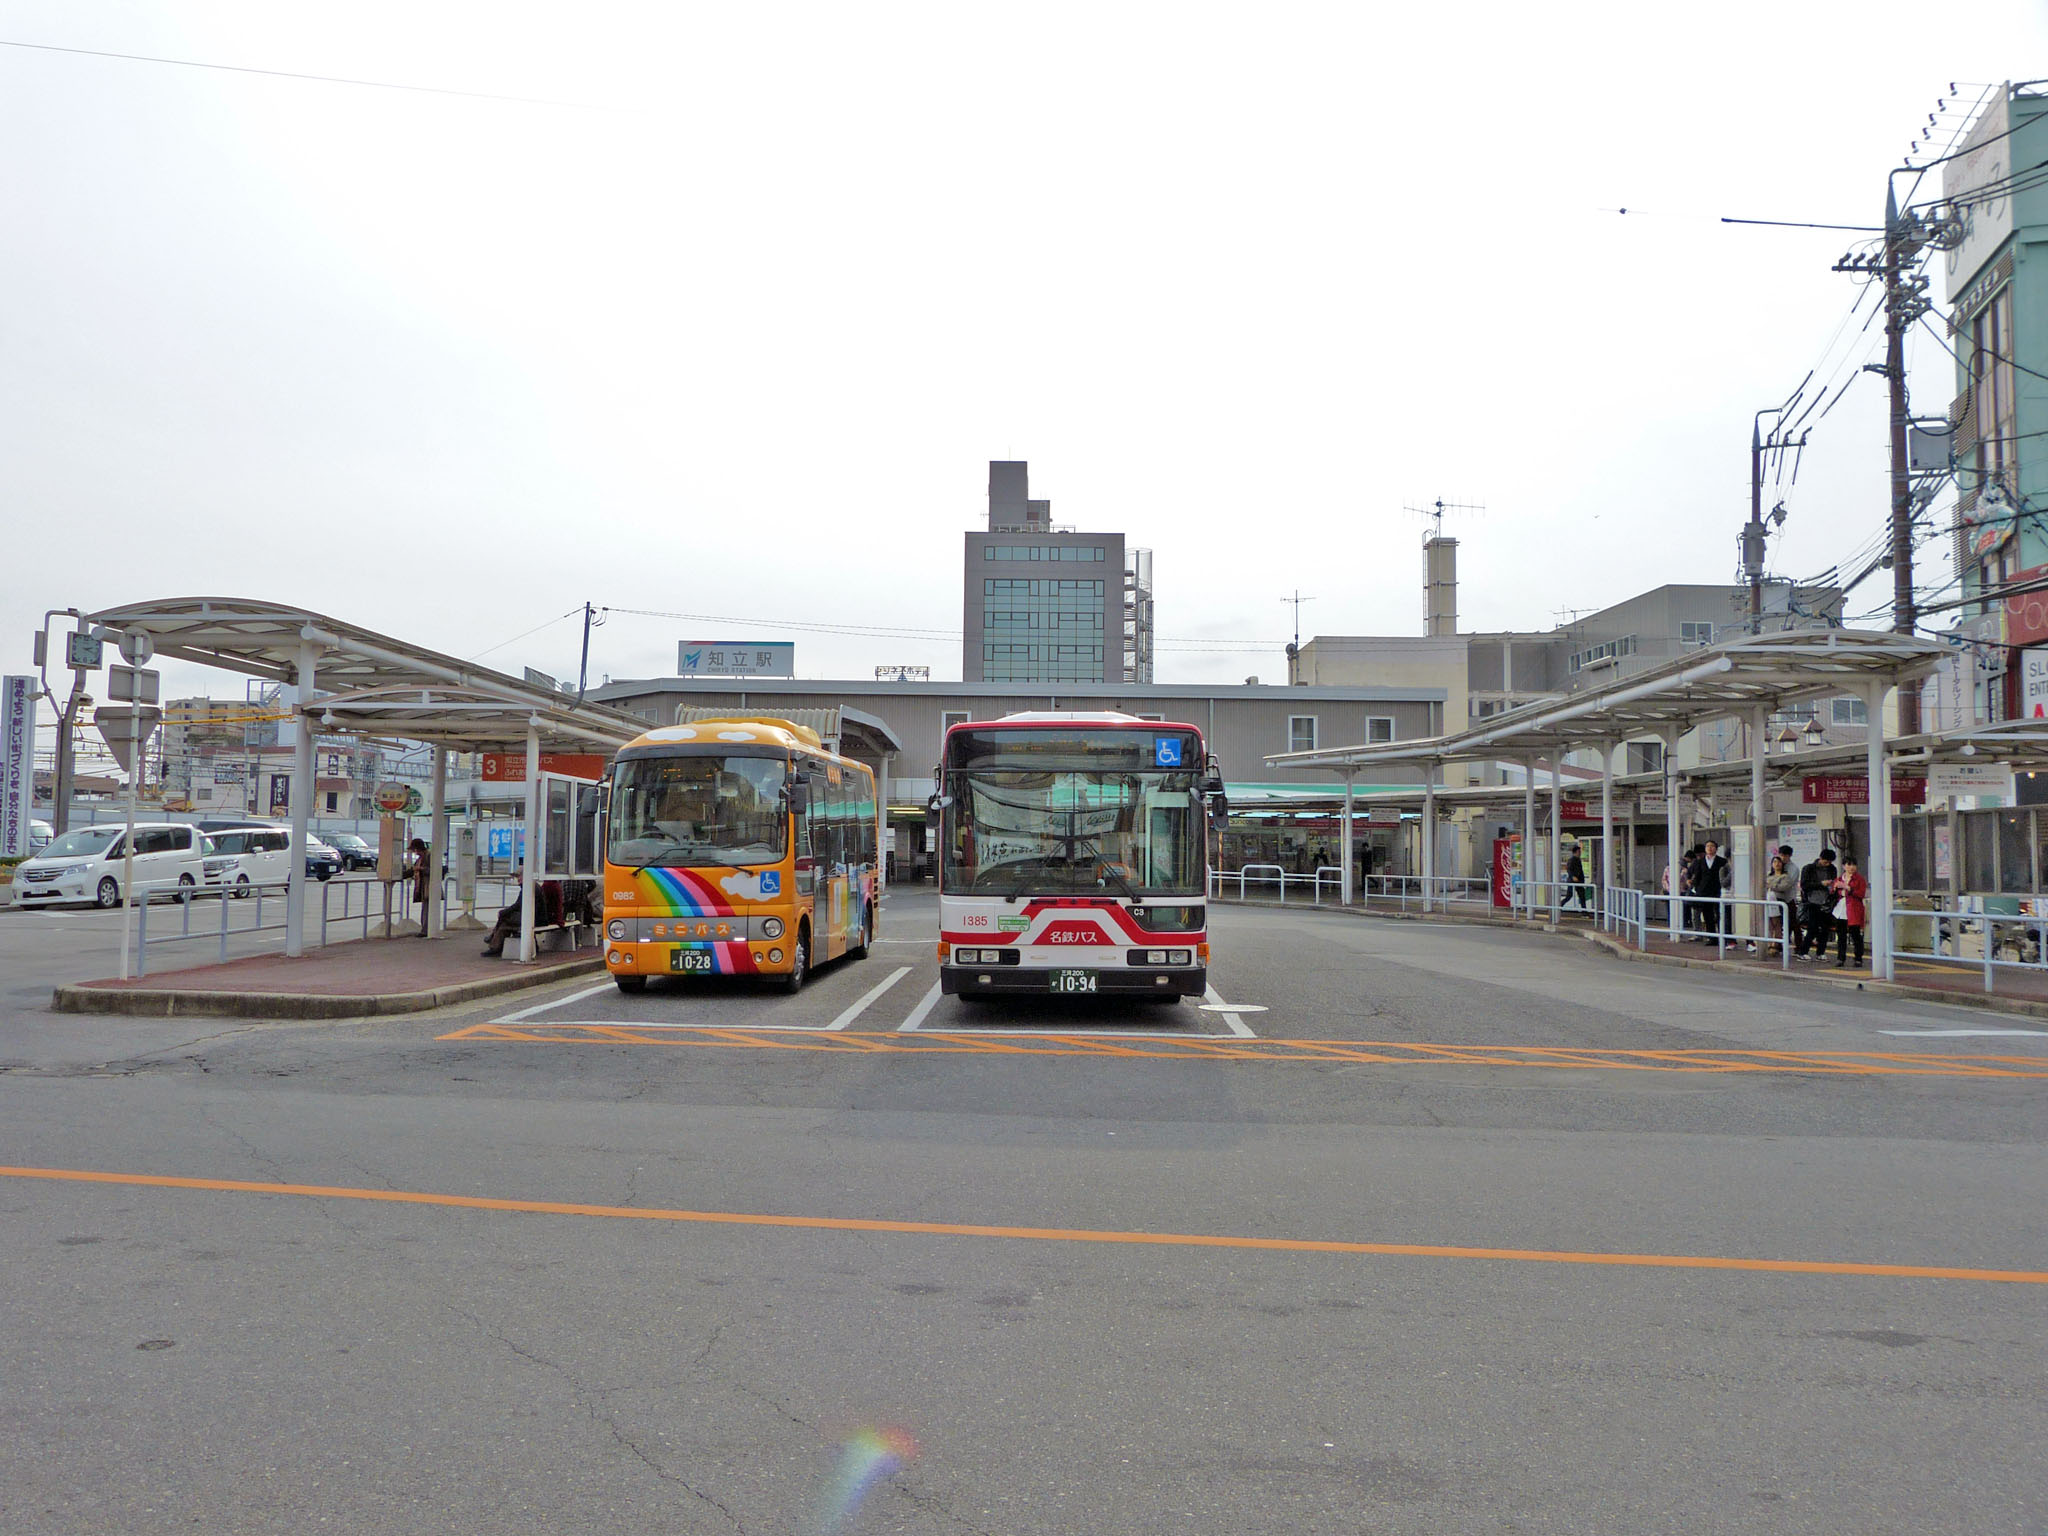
[1831,853,1869,969]
[405,837,431,936]
[1795,849,1837,960]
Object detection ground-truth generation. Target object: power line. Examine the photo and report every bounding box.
[0,37,604,109]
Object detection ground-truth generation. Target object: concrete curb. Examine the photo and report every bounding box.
[1575,929,2048,1022]
[1212,894,2048,1023]
[51,955,607,1020]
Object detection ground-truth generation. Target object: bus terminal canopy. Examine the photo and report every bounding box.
[1260,628,1952,983]
[1265,630,1950,772]
[84,598,647,959]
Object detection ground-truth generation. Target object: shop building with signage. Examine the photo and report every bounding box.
[1944,82,2048,724]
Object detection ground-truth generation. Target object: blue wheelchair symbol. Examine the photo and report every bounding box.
[1154,737,1183,767]
[758,870,781,895]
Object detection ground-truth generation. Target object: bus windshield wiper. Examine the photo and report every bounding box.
[1073,842,1139,901]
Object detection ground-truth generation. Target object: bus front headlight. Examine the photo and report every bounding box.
[760,917,784,939]
[607,919,627,941]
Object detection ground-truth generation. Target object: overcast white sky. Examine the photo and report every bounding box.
[4,2,2044,707]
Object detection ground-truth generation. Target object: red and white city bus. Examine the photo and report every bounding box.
[935,712,1225,1000]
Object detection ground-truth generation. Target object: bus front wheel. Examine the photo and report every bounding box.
[777,930,809,994]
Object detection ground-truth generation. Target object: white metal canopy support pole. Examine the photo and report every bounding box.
[117,707,139,979]
[1341,772,1355,905]
[1600,741,1615,929]
[1522,756,1537,921]
[1664,726,1683,943]
[285,636,319,957]
[1866,677,1893,981]
[519,723,540,963]
[1748,705,1769,831]
[1548,752,1563,925]
[1421,761,1436,912]
[427,746,448,937]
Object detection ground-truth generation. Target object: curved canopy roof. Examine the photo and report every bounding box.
[1268,629,1950,771]
[85,598,644,751]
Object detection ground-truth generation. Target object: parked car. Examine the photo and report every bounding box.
[204,826,294,894]
[325,832,378,871]
[304,834,344,882]
[29,819,53,855]
[13,822,210,908]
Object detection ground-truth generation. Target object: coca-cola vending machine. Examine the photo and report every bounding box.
[1491,834,1519,909]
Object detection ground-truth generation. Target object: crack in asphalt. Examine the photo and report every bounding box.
[442,1302,749,1533]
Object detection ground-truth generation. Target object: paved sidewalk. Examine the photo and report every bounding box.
[1582,926,2048,1019]
[1214,895,2048,1021]
[52,932,604,1019]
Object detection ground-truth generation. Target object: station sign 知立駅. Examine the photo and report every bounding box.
[481,752,609,783]
[1801,774,1928,806]
[677,642,795,678]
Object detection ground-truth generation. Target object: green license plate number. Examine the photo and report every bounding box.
[1049,970,1097,993]
[672,949,714,974]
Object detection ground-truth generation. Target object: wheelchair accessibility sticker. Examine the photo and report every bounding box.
[758,870,781,896]
[1154,737,1183,767]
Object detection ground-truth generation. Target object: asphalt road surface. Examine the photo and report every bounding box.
[3,888,2043,1534]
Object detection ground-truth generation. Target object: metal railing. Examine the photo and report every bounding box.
[128,877,294,977]
[1599,890,1797,967]
[125,872,533,976]
[1364,874,1492,913]
[1207,865,1348,903]
[1889,906,2048,993]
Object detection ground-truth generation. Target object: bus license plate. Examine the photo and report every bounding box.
[672,949,713,974]
[1049,970,1096,993]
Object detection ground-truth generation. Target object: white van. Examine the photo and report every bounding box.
[13,822,211,908]
[205,826,294,894]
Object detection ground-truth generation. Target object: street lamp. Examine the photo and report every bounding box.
[1775,725,1801,754]
[1803,715,1827,748]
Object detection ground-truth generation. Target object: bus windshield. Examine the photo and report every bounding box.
[943,768,1203,896]
[609,752,788,868]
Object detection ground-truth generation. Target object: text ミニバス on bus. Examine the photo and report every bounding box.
[935,712,1226,1001]
[602,717,877,994]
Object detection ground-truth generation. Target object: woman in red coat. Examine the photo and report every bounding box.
[1832,853,1869,968]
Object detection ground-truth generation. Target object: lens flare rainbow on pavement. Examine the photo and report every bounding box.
[819,1426,916,1533]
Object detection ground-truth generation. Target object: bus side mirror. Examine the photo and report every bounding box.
[785,780,809,815]
[1202,774,1225,799]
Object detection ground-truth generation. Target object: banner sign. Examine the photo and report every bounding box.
[1,675,35,859]
[480,752,609,783]
[1636,793,1668,817]
[1558,798,1592,822]
[1802,774,1928,806]
[1927,762,2014,800]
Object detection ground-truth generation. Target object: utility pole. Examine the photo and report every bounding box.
[1281,592,1315,685]
[1746,416,1769,632]
[1883,186,1919,733]
[574,602,603,705]
[1835,183,1957,731]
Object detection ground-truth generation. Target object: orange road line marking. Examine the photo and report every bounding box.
[428,1026,2048,1076]
[3,1163,2043,1285]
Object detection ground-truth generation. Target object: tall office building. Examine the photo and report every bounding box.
[963,461,1153,684]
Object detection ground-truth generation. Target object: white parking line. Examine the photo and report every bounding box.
[896,982,944,1032]
[826,966,912,1030]
[1202,984,1259,1038]
[492,980,619,1023]
[1880,1027,2048,1037]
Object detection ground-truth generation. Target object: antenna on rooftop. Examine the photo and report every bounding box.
[1405,498,1484,543]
